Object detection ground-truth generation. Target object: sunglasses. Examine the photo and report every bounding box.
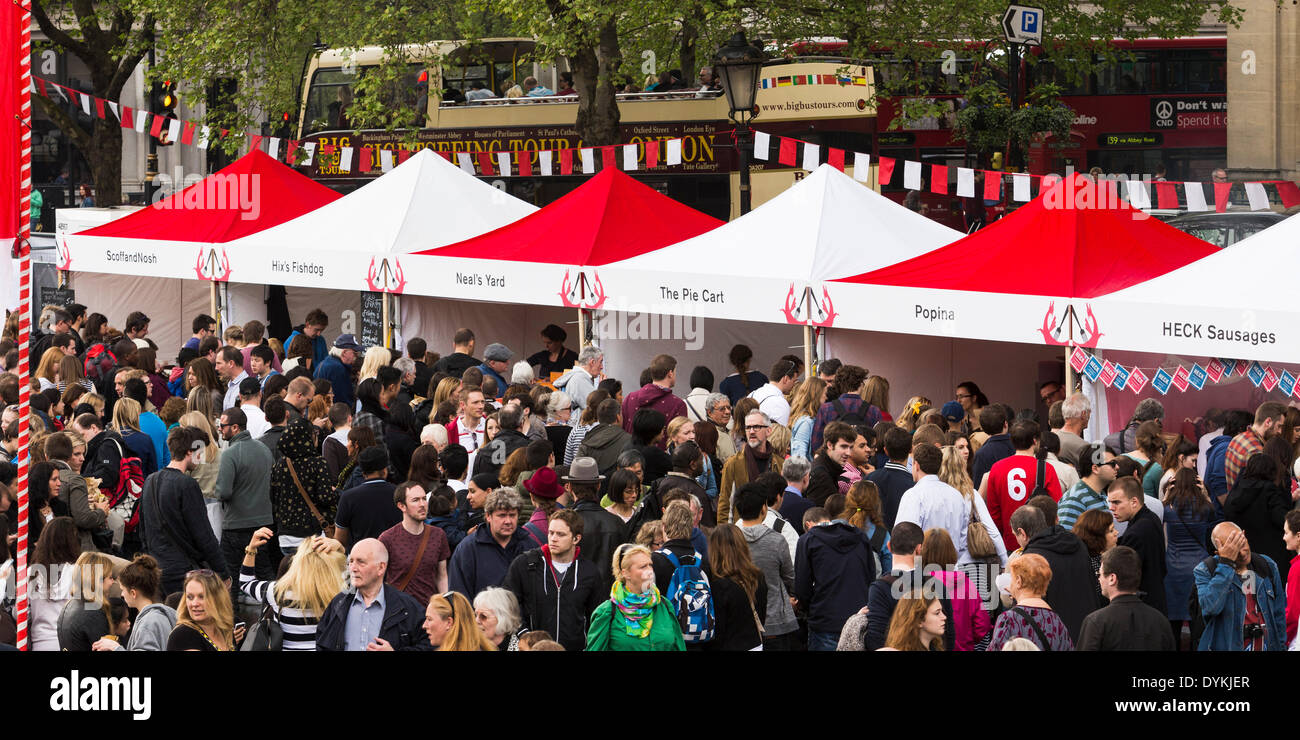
[186,568,216,578]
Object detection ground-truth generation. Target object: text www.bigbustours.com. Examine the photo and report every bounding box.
[1114,700,1250,715]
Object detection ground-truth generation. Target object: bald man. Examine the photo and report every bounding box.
[314,538,433,651]
[1191,522,1286,651]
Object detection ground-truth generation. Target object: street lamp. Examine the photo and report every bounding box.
[714,32,764,215]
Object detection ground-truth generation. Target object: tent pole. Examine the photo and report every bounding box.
[1065,345,1075,395]
[577,307,588,348]
[382,292,391,349]
[209,281,219,333]
[803,324,813,379]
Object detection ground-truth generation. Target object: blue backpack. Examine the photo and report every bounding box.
[658,549,715,643]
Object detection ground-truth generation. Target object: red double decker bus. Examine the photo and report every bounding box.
[802,37,1226,229]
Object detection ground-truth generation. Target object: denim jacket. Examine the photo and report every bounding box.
[1194,554,1286,651]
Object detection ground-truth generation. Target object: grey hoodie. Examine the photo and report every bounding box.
[125,603,177,651]
[740,523,798,636]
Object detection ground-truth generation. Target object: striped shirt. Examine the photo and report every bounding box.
[239,564,325,651]
[1057,480,1106,532]
[1224,428,1263,492]
[565,423,595,466]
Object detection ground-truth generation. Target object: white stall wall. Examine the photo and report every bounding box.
[398,296,575,372]
[826,330,1065,419]
[595,312,804,396]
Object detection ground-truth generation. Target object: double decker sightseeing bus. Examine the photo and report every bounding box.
[294,38,877,219]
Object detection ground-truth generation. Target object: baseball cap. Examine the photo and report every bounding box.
[333,334,362,352]
[941,401,965,424]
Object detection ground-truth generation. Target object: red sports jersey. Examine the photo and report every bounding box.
[985,454,1062,545]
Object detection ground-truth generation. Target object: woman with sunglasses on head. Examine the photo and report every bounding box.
[168,569,240,651]
[424,591,496,651]
[586,543,685,651]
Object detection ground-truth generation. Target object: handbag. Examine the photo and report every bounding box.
[239,603,283,652]
[285,458,336,539]
[966,497,999,559]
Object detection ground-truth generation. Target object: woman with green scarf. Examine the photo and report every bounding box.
[586,544,686,651]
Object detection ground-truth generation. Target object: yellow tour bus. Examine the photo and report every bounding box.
[296,38,876,219]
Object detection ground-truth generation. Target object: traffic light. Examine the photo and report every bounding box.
[152,81,178,146]
[990,151,1004,171]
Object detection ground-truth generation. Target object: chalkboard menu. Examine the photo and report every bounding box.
[360,292,384,348]
[40,286,76,308]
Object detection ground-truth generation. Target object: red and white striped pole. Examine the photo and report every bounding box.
[14,0,34,651]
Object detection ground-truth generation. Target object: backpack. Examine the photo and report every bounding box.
[831,398,866,427]
[1030,456,1050,499]
[83,344,117,390]
[104,438,146,534]
[658,549,715,643]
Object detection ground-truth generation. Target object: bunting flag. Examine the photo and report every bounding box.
[957,167,974,197]
[1213,182,1232,213]
[1279,181,1300,209]
[302,142,317,166]
[399,149,415,165]
[903,160,921,190]
[559,148,573,175]
[1155,181,1179,210]
[1065,347,1300,399]
[931,165,947,194]
[477,151,494,176]
[801,142,820,173]
[983,171,1001,201]
[753,130,770,161]
[1126,178,1150,209]
[1185,182,1209,212]
[1245,182,1270,211]
[666,139,682,166]
[622,143,637,171]
[777,137,796,166]
[266,137,280,160]
[539,149,553,175]
[379,149,394,172]
[457,152,474,174]
[358,147,373,173]
[827,147,844,172]
[338,146,353,173]
[600,145,616,170]
[580,148,595,174]
[119,105,133,129]
[853,152,869,183]
[495,150,511,177]
[148,114,164,138]
[517,150,533,177]
[645,140,659,169]
[878,157,895,185]
[1012,173,1031,202]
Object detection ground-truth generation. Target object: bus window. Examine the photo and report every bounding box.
[303,69,356,135]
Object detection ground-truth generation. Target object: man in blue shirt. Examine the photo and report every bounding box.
[314,334,361,408]
[183,313,216,351]
[315,538,431,651]
[285,308,330,368]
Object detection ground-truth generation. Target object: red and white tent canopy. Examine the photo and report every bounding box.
[402,166,723,308]
[63,150,341,283]
[828,173,1219,346]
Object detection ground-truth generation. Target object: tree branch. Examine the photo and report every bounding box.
[71,0,107,57]
[30,0,92,60]
[33,94,93,152]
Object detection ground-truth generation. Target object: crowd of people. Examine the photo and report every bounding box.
[1,301,1297,652]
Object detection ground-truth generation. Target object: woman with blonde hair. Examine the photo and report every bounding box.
[884,593,946,651]
[168,569,237,651]
[939,444,976,498]
[111,397,157,474]
[586,543,685,651]
[424,591,496,650]
[33,346,61,391]
[789,376,827,459]
[896,395,933,433]
[768,423,791,459]
[55,551,118,651]
[239,527,346,651]
[940,444,1004,610]
[178,410,223,535]
[358,346,392,383]
[862,376,891,422]
[429,377,461,423]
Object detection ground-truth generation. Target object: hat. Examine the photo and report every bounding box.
[941,401,965,424]
[563,456,605,482]
[238,376,262,397]
[333,334,362,352]
[483,343,512,363]
[359,445,390,474]
[523,467,563,500]
[132,338,149,349]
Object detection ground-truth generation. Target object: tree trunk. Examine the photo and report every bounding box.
[573,18,622,146]
[87,118,124,206]
[680,17,698,85]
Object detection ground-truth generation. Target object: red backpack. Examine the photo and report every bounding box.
[103,438,146,534]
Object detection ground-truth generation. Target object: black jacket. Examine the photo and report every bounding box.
[83,428,126,492]
[139,468,229,592]
[972,433,1015,488]
[805,452,846,507]
[1022,525,1101,641]
[570,500,627,589]
[472,429,530,482]
[1117,505,1168,615]
[793,521,877,634]
[627,440,672,485]
[705,575,769,651]
[1077,593,1176,651]
[1224,476,1292,568]
[865,463,915,528]
[431,352,479,379]
[315,584,433,651]
[862,569,957,651]
[503,546,604,652]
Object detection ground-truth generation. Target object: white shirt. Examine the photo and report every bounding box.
[896,474,1008,566]
[763,509,799,564]
[241,403,270,439]
[455,416,486,452]
[748,383,791,426]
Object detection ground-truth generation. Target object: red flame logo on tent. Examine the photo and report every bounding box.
[782,284,837,327]
[56,235,72,271]
[1040,301,1102,348]
[559,270,607,310]
[195,246,232,282]
[366,257,406,294]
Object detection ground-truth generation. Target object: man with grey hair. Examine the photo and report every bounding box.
[779,455,814,533]
[1104,398,1163,456]
[555,344,604,411]
[477,343,513,391]
[1057,393,1091,465]
[315,538,431,651]
[314,334,361,408]
[393,356,418,405]
[448,487,537,599]
[704,392,737,460]
[719,410,782,522]
[472,403,530,479]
